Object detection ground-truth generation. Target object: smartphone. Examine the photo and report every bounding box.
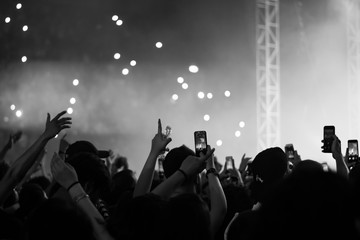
[322,125,335,153]
[348,139,359,163]
[284,144,295,159]
[194,131,207,157]
[225,156,234,169]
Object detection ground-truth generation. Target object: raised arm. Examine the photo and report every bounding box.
[0,131,22,163]
[206,147,227,239]
[133,119,171,198]
[50,152,114,240]
[152,147,215,199]
[0,110,71,205]
[331,135,349,178]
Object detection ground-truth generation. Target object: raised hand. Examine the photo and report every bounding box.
[50,152,78,189]
[239,153,252,172]
[180,145,215,176]
[44,111,72,139]
[150,119,172,154]
[331,135,343,160]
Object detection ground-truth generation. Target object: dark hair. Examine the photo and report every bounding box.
[163,145,195,179]
[67,152,111,203]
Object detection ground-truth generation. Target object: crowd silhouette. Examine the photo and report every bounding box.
[0,112,360,240]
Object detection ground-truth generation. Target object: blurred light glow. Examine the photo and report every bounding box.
[204,114,210,121]
[15,110,22,118]
[235,130,241,137]
[21,56,27,62]
[177,77,184,84]
[10,104,16,111]
[182,83,188,89]
[16,3,22,9]
[239,121,245,128]
[207,93,213,99]
[114,53,121,60]
[3,117,9,122]
[198,91,205,99]
[22,25,28,31]
[67,108,73,114]
[73,79,79,86]
[216,140,223,146]
[70,97,76,104]
[116,19,123,26]
[112,15,119,21]
[155,42,163,48]
[224,90,231,97]
[172,94,179,101]
[5,17,11,23]
[189,65,199,73]
[130,60,136,66]
[122,68,129,75]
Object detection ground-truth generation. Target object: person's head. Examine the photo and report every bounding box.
[17,183,47,218]
[66,152,111,203]
[111,155,128,175]
[65,140,103,162]
[109,169,137,206]
[163,145,197,185]
[27,198,96,240]
[249,147,288,203]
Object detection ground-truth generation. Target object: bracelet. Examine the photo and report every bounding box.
[66,181,80,192]
[177,169,188,182]
[206,168,219,178]
[73,193,90,203]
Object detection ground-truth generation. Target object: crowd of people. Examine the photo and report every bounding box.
[0,110,360,240]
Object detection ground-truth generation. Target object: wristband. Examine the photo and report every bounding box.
[177,169,188,182]
[206,168,219,178]
[66,181,80,192]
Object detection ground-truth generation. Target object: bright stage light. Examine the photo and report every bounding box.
[239,121,245,128]
[235,131,241,137]
[198,92,205,99]
[67,108,73,114]
[182,83,188,89]
[122,68,129,75]
[10,105,16,111]
[5,17,10,23]
[216,140,223,146]
[177,77,184,84]
[116,19,123,26]
[155,42,163,48]
[21,56,27,62]
[172,94,179,101]
[22,25,28,31]
[114,53,121,60]
[207,93,213,99]
[204,114,210,121]
[130,60,136,66]
[15,110,22,118]
[73,79,79,86]
[189,65,199,73]
[16,3,22,9]
[70,97,76,104]
[224,90,231,97]
[112,15,119,21]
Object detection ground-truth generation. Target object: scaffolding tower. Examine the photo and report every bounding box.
[347,0,360,139]
[256,0,281,151]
